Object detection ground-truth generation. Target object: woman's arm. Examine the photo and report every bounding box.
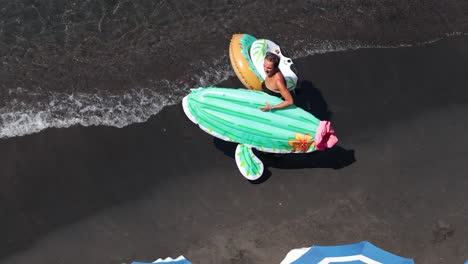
[259,75,294,111]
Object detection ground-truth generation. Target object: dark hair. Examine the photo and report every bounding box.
[265,52,280,68]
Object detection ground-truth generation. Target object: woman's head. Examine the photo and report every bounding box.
[263,52,280,77]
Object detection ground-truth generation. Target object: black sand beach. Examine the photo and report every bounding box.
[1,35,468,263]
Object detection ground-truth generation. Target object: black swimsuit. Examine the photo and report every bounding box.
[261,81,282,98]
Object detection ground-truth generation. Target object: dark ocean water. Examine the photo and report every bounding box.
[0,0,467,138]
[1,1,468,262]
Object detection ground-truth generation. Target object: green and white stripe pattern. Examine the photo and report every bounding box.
[250,39,298,91]
[239,34,263,81]
[182,87,322,180]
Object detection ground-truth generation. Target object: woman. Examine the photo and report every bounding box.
[259,52,294,111]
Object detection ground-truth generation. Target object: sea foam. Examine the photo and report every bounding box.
[1,33,465,139]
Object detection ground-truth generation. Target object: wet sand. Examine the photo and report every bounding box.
[1,35,468,263]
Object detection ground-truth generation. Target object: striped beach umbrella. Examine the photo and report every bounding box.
[281,241,414,264]
[132,255,191,264]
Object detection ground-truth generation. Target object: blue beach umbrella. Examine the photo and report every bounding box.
[282,241,414,264]
[132,255,192,264]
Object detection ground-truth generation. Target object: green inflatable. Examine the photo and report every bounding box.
[182,87,338,180]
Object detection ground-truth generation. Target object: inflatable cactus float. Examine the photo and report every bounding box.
[182,87,338,180]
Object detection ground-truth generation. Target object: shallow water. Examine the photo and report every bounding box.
[1,0,467,138]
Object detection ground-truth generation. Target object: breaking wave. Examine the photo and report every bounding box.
[1,32,466,139]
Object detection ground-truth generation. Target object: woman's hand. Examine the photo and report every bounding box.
[259,102,274,111]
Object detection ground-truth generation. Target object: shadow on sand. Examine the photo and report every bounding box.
[213,79,355,183]
[294,80,333,121]
[214,139,355,180]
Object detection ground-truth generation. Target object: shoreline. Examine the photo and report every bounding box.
[1,35,467,263]
[0,33,467,140]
